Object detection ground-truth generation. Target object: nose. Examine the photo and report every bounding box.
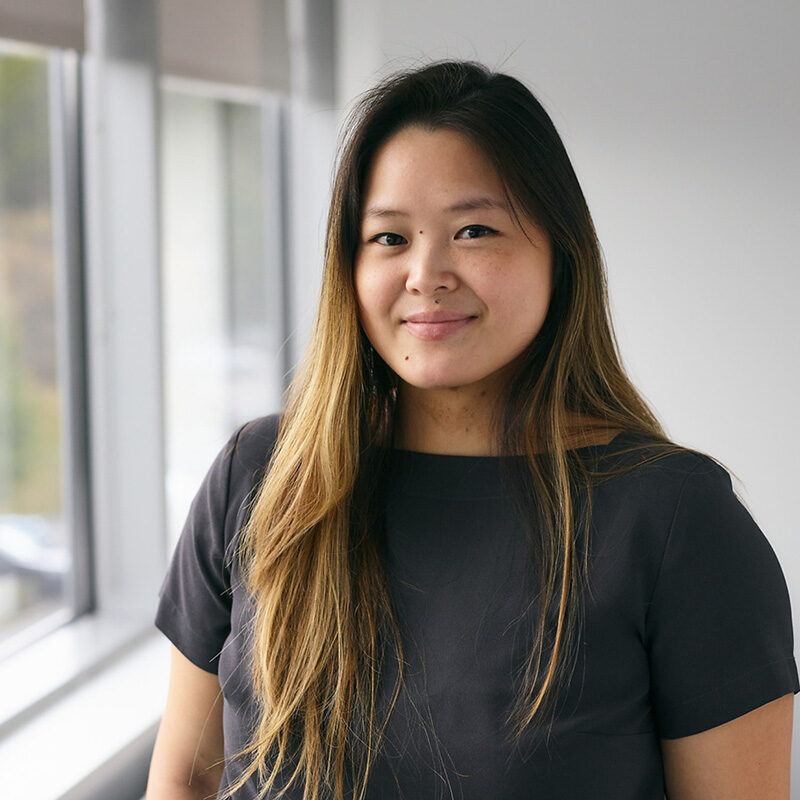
[404,242,459,295]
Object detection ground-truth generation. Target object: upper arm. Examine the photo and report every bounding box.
[646,460,799,739]
[660,692,794,800]
[147,644,226,796]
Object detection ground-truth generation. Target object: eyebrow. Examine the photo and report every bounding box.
[363,195,509,219]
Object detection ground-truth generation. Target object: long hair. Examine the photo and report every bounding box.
[214,58,737,800]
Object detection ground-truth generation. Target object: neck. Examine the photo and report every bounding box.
[393,383,622,456]
[393,381,504,456]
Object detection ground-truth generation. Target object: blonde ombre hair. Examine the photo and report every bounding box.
[213,59,734,800]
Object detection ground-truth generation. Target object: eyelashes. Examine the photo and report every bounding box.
[366,224,498,247]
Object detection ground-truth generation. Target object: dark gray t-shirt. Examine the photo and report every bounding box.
[155,412,799,799]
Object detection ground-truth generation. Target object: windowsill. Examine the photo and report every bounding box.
[0,613,170,800]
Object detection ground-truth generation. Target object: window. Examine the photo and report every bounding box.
[0,44,83,660]
[159,81,287,544]
[0,4,294,793]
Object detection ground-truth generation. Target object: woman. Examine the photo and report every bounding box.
[149,59,798,800]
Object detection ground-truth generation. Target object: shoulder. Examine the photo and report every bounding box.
[234,412,283,459]
[615,440,766,575]
[607,431,730,483]
[228,411,284,491]
[594,433,739,538]
[221,412,284,572]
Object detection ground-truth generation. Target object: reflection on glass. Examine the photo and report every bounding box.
[0,51,70,647]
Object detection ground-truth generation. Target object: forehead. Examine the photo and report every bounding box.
[361,127,505,209]
[363,195,510,221]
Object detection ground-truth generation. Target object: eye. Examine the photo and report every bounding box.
[456,224,498,240]
[366,225,498,247]
[368,232,406,246]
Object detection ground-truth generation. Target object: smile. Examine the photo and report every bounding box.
[402,317,476,341]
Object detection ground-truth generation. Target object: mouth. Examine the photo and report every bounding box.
[402,316,477,341]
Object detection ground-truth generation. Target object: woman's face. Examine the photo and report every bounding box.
[354,126,552,395]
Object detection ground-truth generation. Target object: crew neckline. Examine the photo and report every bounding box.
[382,430,633,499]
[385,429,629,459]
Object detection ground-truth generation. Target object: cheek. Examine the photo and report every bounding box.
[354,265,392,330]
[353,262,374,308]
[357,253,400,290]
[483,265,551,331]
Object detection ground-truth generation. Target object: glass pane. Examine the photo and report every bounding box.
[160,88,284,545]
[0,51,71,647]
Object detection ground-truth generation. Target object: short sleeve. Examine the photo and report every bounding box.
[645,458,799,739]
[154,422,247,674]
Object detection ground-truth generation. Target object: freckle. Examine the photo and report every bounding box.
[404,356,409,360]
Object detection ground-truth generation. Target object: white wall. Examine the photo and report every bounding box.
[334,0,800,781]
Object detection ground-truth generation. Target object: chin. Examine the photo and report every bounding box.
[398,369,480,391]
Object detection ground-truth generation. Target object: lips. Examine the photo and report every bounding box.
[402,316,476,341]
[403,311,475,323]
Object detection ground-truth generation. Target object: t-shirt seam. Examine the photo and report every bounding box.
[667,653,797,706]
[156,591,222,674]
[156,584,180,617]
[226,421,250,509]
[644,457,706,632]
[223,421,250,583]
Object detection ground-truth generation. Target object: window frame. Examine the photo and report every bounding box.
[0,36,292,744]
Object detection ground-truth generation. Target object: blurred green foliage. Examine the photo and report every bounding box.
[0,52,61,515]
[0,54,50,209]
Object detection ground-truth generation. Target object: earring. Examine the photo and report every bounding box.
[364,341,378,392]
